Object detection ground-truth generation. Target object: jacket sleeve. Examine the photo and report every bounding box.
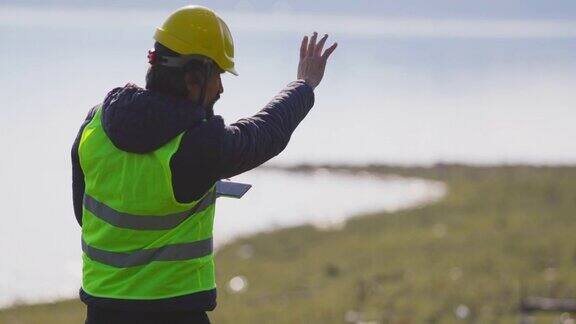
[216,80,315,178]
[71,106,98,226]
[170,80,315,203]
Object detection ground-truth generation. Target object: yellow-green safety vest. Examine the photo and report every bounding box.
[78,105,216,300]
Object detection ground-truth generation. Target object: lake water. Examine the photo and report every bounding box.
[0,168,445,308]
[0,6,575,166]
[0,3,573,308]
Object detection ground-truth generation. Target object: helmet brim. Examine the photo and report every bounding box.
[226,67,239,76]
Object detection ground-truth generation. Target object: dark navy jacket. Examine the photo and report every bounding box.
[71,80,315,311]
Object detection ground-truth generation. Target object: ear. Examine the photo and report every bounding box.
[184,72,201,101]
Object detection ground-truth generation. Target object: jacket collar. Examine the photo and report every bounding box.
[101,83,207,154]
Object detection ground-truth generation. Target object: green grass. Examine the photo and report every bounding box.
[2,164,575,323]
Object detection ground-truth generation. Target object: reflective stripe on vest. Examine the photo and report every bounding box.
[82,237,213,268]
[83,190,216,230]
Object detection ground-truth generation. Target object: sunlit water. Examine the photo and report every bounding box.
[0,168,445,308]
[215,169,446,245]
[0,6,575,166]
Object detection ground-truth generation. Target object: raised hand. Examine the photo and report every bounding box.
[297,32,338,90]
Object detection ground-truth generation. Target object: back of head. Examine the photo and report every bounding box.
[145,42,215,99]
[145,5,238,99]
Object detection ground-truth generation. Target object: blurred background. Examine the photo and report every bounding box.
[0,0,575,323]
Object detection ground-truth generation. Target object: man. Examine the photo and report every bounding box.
[71,5,337,324]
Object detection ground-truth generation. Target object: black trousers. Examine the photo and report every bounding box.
[85,306,211,324]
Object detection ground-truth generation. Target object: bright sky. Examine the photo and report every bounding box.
[3,0,576,19]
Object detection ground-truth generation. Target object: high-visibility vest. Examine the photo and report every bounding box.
[78,105,216,299]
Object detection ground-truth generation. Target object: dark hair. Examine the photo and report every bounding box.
[145,42,217,99]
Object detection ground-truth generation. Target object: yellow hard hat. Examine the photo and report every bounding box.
[154,5,238,76]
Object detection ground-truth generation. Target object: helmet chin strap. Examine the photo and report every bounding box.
[196,61,214,118]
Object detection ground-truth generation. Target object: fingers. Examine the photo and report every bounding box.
[307,32,318,57]
[301,32,337,60]
[315,34,328,57]
[322,42,338,60]
[300,36,308,60]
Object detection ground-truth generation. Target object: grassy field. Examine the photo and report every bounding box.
[1,164,575,323]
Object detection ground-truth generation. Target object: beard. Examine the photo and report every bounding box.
[204,95,220,118]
